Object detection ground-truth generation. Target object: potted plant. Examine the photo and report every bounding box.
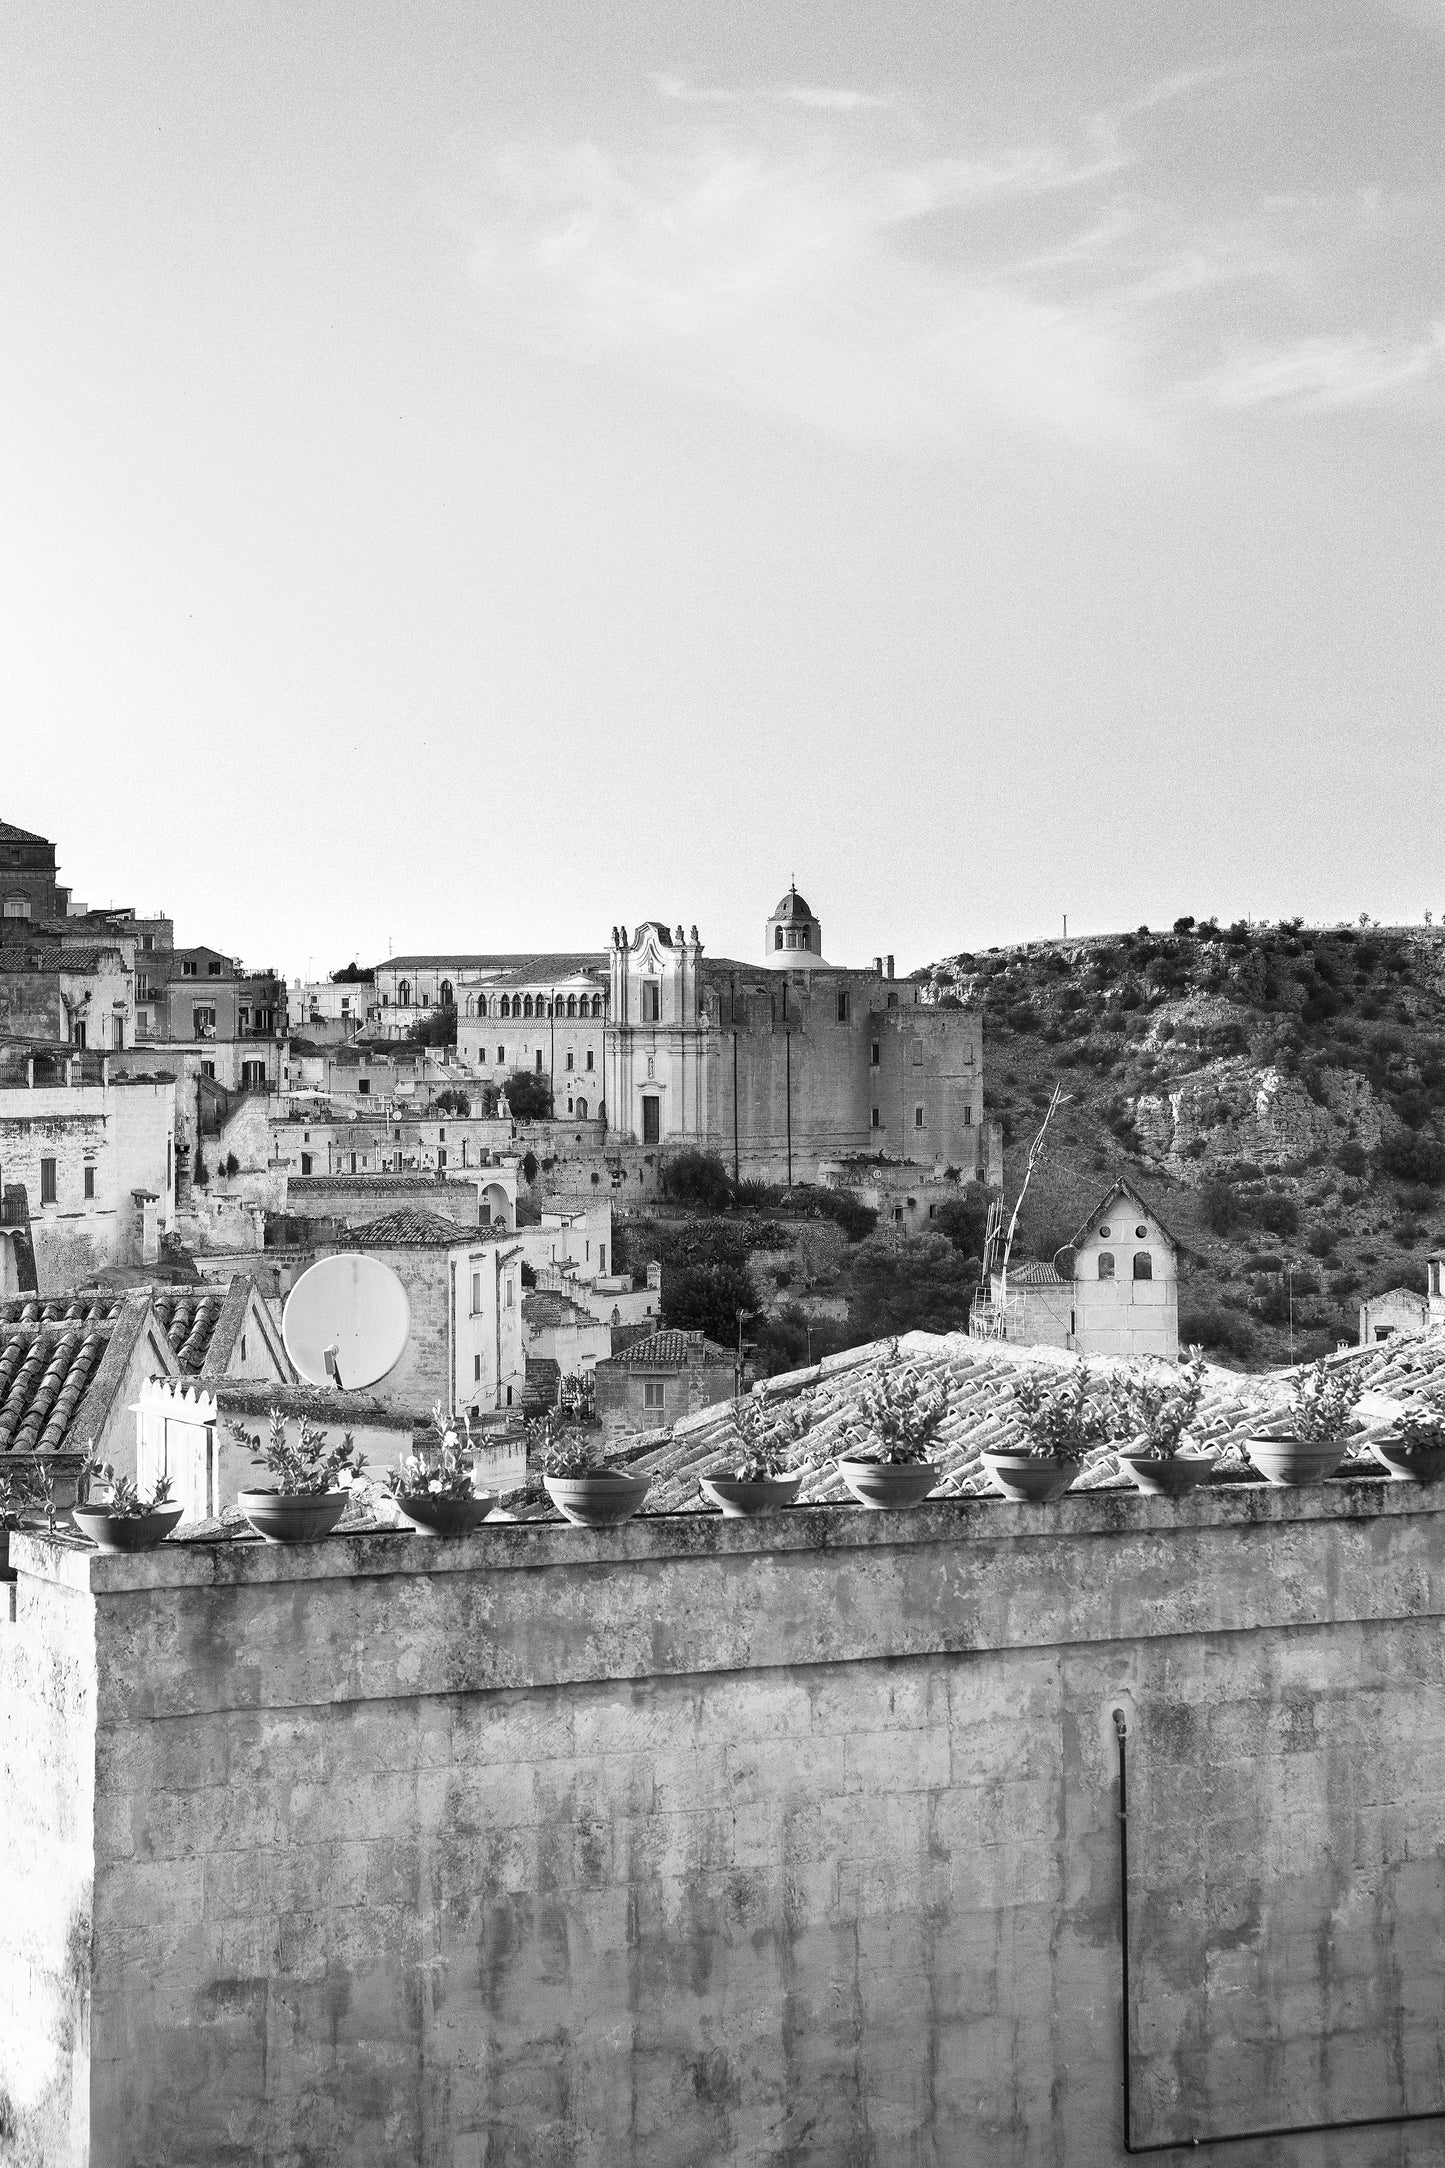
[1370,1402,1445,1486]
[72,1458,184,1553]
[0,1463,45,1574]
[835,1359,945,1509]
[984,1368,1106,1502]
[542,1431,650,1527]
[1106,1351,1214,1497]
[388,1407,495,1535]
[230,1410,366,1542]
[700,1400,808,1517]
[1245,1360,1363,1487]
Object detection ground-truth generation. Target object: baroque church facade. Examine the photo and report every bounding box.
[605,889,987,1186]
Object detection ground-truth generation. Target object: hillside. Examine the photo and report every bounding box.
[919,918,1445,1369]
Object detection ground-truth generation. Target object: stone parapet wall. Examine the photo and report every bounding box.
[4,1485,1445,2162]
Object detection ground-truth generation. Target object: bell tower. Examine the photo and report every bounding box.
[765,884,823,967]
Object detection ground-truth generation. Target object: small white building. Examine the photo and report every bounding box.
[977,1176,1179,1361]
[1360,1285,1432,1343]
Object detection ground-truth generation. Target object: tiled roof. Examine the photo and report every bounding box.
[501,1325,1445,1521]
[602,1330,732,1370]
[377,952,608,977]
[0,820,49,844]
[340,1207,471,1249]
[1007,1261,1068,1288]
[0,1284,245,1379]
[0,1325,111,1452]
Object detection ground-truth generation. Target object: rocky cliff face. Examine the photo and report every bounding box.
[919,919,1445,1368]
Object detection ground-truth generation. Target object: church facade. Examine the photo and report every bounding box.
[605,890,988,1185]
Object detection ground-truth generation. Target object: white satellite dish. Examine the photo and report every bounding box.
[283,1254,410,1391]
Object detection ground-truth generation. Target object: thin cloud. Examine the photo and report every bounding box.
[463,66,1445,451]
[1210,323,1445,408]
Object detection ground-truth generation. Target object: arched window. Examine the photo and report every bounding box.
[567,995,577,1017]
[440,980,454,1007]
[477,996,487,1018]
[523,995,533,1018]
[499,995,511,1018]
[775,926,783,950]
[576,1097,588,1119]
[398,979,410,1006]
[1133,1252,1153,1280]
[465,996,474,1017]
[592,995,602,1017]
[1097,1252,1116,1280]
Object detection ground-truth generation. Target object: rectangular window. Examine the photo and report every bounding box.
[349,1153,358,1174]
[497,1046,505,1064]
[40,1157,57,1204]
[963,1106,972,1127]
[474,1354,481,1381]
[301,1153,313,1175]
[887,992,898,1009]
[201,1060,215,1079]
[586,1049,594,1071]
[870,1041,880,1068]
[83,1164,95,1200]
[598,1244,606,1274]
[506,1277,515,1307]
[644,1379,665,1410]
[871,1108,881,1130]
[913,1041,923,1066]
[112,1016,124,1050]
[193,1006,216,1037]
[358,1078,370,1095]
[182,960,196,977]
[208,959,222,976]
[642,1095,660,1144]
[566,1052,574,1071]
[437,1148,447,1171]
[837,992,850,1023]
[535,1050,543,1073]
[643,983,661,1022]
[238,1007,251,1030]
[915,1105,925,1128]
[472,1271,482,1313]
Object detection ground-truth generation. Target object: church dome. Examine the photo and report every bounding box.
[772,887,813,922]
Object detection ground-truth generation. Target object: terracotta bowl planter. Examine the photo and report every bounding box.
[835,1459,938,1510]
[544,1470,650,1528]
[1118,1452,1215,1499]
[980,1450,1077,1504]
[700,1473,802,1517]
[71,1504,183,1553]
[238,1489,349,1543]
[393,1492,497,1536]
[1369,1438,1445,1486]
[1243,1436,1346,1489]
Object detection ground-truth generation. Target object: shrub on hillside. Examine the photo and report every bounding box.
[792,1186,878,1242]
[1254,1194,1301,1239]
[846,1234,974,1343]
[1199,1178,1241,1235]
[1181,1305,1255,1359]
[1378,1132,1445,1185]
[1335,1139,1369,1177]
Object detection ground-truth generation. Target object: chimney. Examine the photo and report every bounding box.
[885,955,895,980]
[873,957,883,976]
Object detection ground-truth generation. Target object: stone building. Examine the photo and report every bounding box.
[0,1064,175,1287]
[0,817,67,923]
[593,1327,736,1432]
[308,1206,526,1420]
[0,937,135,1051]
[1359,1285,1431,1343]
[604,891,986,1183]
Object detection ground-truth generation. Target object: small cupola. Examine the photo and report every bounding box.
[766,885,824,967]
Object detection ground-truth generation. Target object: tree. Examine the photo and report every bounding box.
[660,1150,733,1214]
[434,1087,471,1116]
[504,1070,553,1121]
[663,1261,757,1347]
[407,1009,456,1048]
[845,1234,974,1342]
[932,1184,991,1258]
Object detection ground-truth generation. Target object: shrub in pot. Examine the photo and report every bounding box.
[388,1406,496,1535]
[542,1431,650,1527]
[1105,1350,1214,1497]
[1245,1360,1362,1487]
[1370,1402,1445,1486]
[835,1355,945,1509]
[72,1458,184,1553]
[983,1368,1107,1502]
[0,1461,55,1572]
[700,1399,809,1517]
[229,1410,366,1542]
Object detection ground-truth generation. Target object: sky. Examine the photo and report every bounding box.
[3,1,1443,979]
